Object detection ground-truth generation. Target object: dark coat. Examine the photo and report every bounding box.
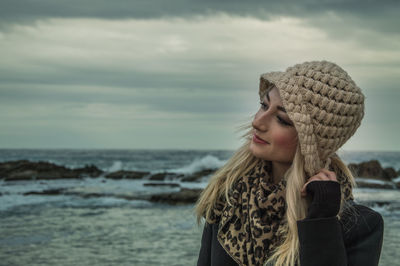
[197,201,384,266]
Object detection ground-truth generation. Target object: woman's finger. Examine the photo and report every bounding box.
[319,168,337,181]
[300,170,335,197]
[315,172,330,181]
[301,178,321,196]
[320,174,330,181]
[301,183,307,196]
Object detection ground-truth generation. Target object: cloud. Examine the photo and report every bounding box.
[1,0,399,36]
[0,9,399,149]
[1,15,399,88]
[1,15,399,115]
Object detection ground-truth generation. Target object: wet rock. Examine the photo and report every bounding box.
[356,183,394,189]
[21,185,203,205]
[355,178,395,189]
[149,172,184,181]
[181,169,216,182]
[348,160,392,181]
[0,160,79,181]
[149,188,202,204]
[383,167,398,180]
[143,182,180,187]
[24,189,118,199]
[24,188,67,196]
[105,170,149,179]
[394,178,400,189]
[118,194,149,201]
[79,192,108,198]
[73,164,103,177]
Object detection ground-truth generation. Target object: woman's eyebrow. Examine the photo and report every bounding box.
[266,93,287,113]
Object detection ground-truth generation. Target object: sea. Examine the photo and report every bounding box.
[0,149,399,266]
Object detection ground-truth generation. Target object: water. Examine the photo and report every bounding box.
[0,149,231,173]
[0,149,399,265]
[0,200,202,266]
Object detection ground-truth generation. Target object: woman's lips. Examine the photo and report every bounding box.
[253,134,269,144]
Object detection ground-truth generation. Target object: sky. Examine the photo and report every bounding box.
[0,0,399,151]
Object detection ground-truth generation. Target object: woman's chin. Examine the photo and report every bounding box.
[249,142,268,160]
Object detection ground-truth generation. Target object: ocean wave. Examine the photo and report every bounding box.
[107,160,124,172]
[167,154,226,175]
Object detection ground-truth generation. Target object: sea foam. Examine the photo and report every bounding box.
[168,154,226,175]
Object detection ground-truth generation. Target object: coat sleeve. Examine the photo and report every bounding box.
[297,204,384,266]
[197,222,239,266]
[197,222,212,266]
[297,216,347,266]
[342,204,384,266]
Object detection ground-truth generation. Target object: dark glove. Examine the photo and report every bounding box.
[306,181,341,219]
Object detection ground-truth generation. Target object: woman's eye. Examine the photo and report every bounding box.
[277,116,291,126]
[259,101,268,110]
[259,101,292,126]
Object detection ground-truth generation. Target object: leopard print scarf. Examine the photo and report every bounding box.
[206,159,353,266]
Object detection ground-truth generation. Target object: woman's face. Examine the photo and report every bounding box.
[250,86,298,164]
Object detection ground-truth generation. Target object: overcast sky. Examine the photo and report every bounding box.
[0,0,399,151]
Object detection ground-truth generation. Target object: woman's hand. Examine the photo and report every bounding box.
[301,168,338,197]
[300,168,342,219]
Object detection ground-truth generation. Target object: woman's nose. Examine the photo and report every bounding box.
[252,110,271,132]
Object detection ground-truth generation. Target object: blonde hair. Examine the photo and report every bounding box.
[194,121,356,266]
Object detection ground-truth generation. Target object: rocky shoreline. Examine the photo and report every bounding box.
[0,160,214,182]
[1,159,399,204]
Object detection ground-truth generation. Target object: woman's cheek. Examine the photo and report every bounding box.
[274,131,297,149]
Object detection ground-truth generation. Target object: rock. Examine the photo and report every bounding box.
[355,178,395,189]
[6,170,38,181]
[348,160,399,183]
[0,160,79,181]
[143,182,180,187]
[348,160,391,181]
[80,192,108,198]
[21,185,203,205]
[105,170,149,179]
[24,188,117,199]
[393,177,400,189]
[149,173,166,180]
[181,169,216,182]
[149,188,203,204]
[23,188,67,196]
[383,167,398,180]
[357,183,394,189]
[115,194,144,201]
[149,172,184,181]
[73,164,103,177]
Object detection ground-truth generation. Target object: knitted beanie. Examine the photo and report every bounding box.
[259,60,365,177]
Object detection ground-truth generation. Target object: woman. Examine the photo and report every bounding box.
[195,61,384,266]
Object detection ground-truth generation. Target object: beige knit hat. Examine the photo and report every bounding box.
[259,60,365,177]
